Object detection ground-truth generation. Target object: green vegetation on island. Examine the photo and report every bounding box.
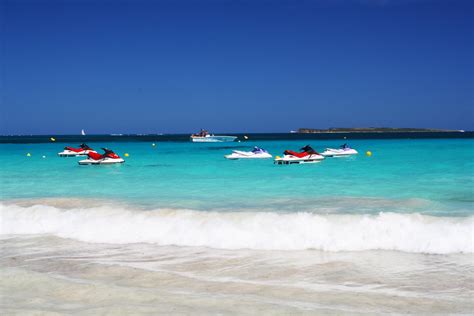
[297,127,464,133]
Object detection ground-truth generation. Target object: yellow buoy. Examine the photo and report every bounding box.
[366,151,372,156]
[244,135,249,140]
[124,153,129,157]
[27,153,31,157]
[50,137,56,142]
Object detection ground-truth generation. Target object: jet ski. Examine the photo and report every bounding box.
[274,145,324,164]
[225,146,272,160]
[58,143,96,157]
[78,148,125,165]
[321,143,358,157]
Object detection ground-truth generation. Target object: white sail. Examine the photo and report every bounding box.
[81,129,86,136]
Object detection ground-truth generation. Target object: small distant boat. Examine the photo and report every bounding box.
[191,135,237,142]
[321,144,358,157]
[81,129,86,136]
[190,129,237,142]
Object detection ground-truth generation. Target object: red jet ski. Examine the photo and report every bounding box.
[274,145,324,164]
[78,148,125,165]
[58,143,96,157]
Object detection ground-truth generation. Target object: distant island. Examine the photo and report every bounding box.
[297,127,464,133]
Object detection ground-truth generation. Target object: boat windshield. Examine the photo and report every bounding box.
[102,148,115,155]
[252,147,265,153]
[300,145,316,154]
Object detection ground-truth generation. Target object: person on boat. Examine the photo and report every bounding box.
[340,143,349,149]
[194,129,208,137]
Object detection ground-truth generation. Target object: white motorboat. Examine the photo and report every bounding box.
[225,147,272,159]
[274,145,324,165]
[58,144,96,157]
[78,148,125,165]
[321,144,358,157]
[191,134,237,142]
[190,129,237,142]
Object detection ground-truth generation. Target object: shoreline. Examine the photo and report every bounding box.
[2,236,473,315]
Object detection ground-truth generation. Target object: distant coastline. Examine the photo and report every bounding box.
[0,131,472,144]
[297,127,465,133]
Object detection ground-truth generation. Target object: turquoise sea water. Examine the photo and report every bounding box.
[1,138,473,216]
[1,135,473,313]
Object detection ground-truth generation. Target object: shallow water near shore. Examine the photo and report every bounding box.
[1,236,473,314]
[1,137,473,313]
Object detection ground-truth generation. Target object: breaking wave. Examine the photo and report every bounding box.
[1,203,472,254]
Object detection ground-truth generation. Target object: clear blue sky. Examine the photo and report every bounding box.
[1,0,473,134]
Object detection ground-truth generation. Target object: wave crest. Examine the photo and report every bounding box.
[1,204,472,254]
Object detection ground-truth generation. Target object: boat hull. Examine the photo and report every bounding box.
[321,148,358,157]
[191,135,237,142]
[225,150,272,160]
[58,150,96,157]
[78,158,125,165]
[274,154,324,165]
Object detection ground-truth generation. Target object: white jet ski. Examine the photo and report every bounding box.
[274,145,324,164]
[58,144,96,157]
[78,148,125,165]
[225,147,272,160]
[321,144,358,157]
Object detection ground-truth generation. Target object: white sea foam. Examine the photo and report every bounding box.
[1,203,472,254]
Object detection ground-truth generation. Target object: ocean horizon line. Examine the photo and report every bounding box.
[0,131,473,144]
[0,129,472,136]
